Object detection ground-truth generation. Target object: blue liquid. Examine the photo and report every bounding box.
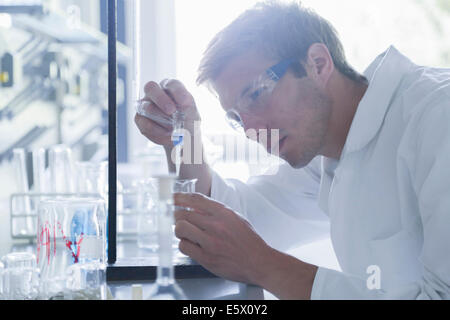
[172,135,183,146]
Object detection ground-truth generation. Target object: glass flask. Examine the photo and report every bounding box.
[147,175,186,300]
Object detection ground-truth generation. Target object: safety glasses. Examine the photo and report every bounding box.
[225,58,295,131]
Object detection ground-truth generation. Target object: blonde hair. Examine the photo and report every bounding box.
[197,1,366,86]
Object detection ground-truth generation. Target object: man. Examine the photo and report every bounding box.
[135,1,450,299]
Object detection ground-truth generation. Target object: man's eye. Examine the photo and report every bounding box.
[249,87,264,101]
[228,111,240,122]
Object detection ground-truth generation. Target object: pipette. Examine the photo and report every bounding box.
[171,111,185,177]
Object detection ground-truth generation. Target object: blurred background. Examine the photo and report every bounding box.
[0,0,449,255]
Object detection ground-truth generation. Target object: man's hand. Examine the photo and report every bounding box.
[174,192,319,299]
[134,79,201,147]
[134,79,212,195]
[174,192,272,285]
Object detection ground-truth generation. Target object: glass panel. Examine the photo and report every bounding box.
[0,0,109,256]
[116,0,175,263]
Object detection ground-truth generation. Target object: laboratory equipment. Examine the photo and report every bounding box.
[1,252,40,300]
[11,148,34,237]
[173,179,197,257]
[171,111,185,176]
[137,178,158,251]
[64,261,107,300]
[116,179,150,239]
[32,147,47,193]
[12,149,29,193]
[48,145,76,193]
[135,104,186,177]
[147,175,187,300]
[76,161,108,199]
[37,197,106,299]
[12,149,31,212]
[0,4,125,164]
[174,178,197,205]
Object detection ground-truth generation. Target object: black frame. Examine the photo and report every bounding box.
[105,0,216,282]
[107,0,117,267]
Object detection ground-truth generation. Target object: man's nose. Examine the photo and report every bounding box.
[241,113,267,142]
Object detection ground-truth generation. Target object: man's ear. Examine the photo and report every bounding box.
[305,43,334,88]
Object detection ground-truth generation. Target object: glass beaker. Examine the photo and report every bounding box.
[1,252,40,300]
[36,197,106,299]
[64,261,107,300]
[174,178,197,205]
[172,179,197,255]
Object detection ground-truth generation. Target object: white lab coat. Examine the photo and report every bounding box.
[210,46,450,299]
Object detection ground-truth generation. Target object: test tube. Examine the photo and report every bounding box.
[12,149,31,214]
[48,145,76,193]
[32,148,47,193]
[12,149,30,194]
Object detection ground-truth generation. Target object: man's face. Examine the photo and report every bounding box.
[213,51,332,168]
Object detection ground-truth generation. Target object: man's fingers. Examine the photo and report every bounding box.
[174,193,225,216]
[175,220,210,248]
[160,79,196,112]
[178,239,206,263]
[134,114,172,145]
[137,100,173,129]
[143,81,177,115]
[175,208,211,230]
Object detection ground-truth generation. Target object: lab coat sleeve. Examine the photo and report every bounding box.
[210,157,330,252]
[311,100,450,300]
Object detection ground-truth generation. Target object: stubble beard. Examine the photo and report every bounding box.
[287,85,332,169]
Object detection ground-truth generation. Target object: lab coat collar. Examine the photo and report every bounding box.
[341,46,415,155]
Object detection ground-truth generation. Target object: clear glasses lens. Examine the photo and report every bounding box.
[237,73,277,112]
[226,110,244,131]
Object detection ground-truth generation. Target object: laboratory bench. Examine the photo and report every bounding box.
[0,238,268,300]
[1,235,340,300]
